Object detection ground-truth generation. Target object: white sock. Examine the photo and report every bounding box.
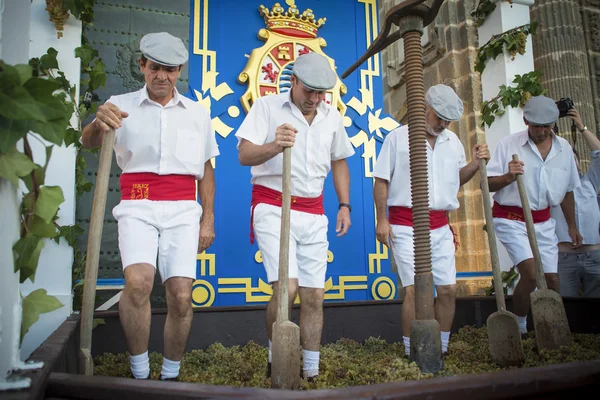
[517,315,528,334]
[441,331,450,353]
[302,349,319,377]
[130,351,150,379]
[160,357,181,380]
[403,336,410,357]
[268,340,272,363]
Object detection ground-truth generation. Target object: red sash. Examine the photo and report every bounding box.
[249,185,324,244]
[120,173,196,201]
[492,201,550,223]
[388,206,459,247]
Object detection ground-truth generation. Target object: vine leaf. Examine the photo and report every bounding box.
[0,149,36,187]
[21,289,64,343]
[13,234,45,283]
[34,185,65,224]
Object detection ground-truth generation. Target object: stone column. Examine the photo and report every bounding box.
[579,0,600,135]
[531,0,597,171]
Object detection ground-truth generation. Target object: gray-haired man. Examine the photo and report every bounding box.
[235,52,355,380]
[373,84,489,356]
[82,32,219,380]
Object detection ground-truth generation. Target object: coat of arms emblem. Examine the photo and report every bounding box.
[238,1,347,114]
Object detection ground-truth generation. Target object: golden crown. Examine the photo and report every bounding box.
[258,2,326,39]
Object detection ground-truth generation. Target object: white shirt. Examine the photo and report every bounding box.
[235,91,355,197]
[107,86,219,181]
[551,150,600,245]
[487,130,579,210]
[372,125,467,210]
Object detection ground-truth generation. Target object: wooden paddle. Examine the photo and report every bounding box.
[79,128,116,375]
[479,157,524,366]
[271,147,301,389]
[512,154,572,350]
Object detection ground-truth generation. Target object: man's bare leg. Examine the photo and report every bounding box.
[160,276,194,380]
[119,263,155,378]
[298,287,324,378]
[435,284,457,353]
[545,273,559,291]
[512,258,537,333]
[401,285,415,356]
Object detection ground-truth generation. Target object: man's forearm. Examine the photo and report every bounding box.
[373,178,389,221]
[488,174,514,192]
[582,129,600,151]
[81,120,104,149]
[560,191,577,228]
[459,162,478,186]
[198,160,215,221]
[238,140,280,166]
[331,159,350,204]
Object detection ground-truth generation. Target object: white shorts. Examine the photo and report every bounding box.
[493,218,558,273]
[112,200,201,282]
[391,224,456,287]
[252,203,329,288]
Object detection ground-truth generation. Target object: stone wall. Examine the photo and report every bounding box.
[580,0,600,148]
[381,0,491,295]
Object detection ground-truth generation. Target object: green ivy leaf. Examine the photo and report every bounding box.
[57,224,85,248]
[0,116,31,153]
[34,185,65,224]
[21,289,63,342]
[14,64,33,85]
[89,60,107,91]
[0,149,36,187]
[40,48,59,70]
[13,234,45,282]
[65,127,82,148]
[0,84,48,122]
[29,215,59,238]
[75,44,97,67]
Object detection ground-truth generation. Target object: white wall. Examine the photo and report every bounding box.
[18,0,81,360]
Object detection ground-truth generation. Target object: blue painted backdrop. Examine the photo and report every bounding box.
[184,0,400,307]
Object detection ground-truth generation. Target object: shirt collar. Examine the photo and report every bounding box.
[521,129,563,151]
[137,85,186,108]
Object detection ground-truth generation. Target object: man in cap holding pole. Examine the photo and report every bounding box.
[236,51,355,380]
[81,32,219,380]
[373,84,490,357]
[487,95,582,336]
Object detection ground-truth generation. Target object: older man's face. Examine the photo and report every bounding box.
[525,119,555,144]
[290,75,326,115]
[139,59,182,100]
[425,106,451,137]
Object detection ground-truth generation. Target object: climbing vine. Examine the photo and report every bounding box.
[486,266,519,296]
[471,0,496,27]
[475,22,537,73]
[480,71,546,128]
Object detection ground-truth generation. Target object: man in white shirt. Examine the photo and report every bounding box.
[81,32,219,381]
[235,52,355,381]
[551,106,600,297]
[487,95,582,336]
[372,84,490,357]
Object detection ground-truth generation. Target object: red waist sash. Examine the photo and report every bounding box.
[249,184,324,244]
[389,206,449,229]
[120,173,196,201]
[492,201,550,223]
[388,206,458,247]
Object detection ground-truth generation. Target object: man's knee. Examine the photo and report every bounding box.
[299,288,324,311]
[435,284,457,300]
[545,273,559,290]
[517,259,537,285]
[165,278,193,315]
[124,264,154,303]
[271,280,299,304]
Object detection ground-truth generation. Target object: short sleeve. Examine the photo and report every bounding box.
[486,139,506,177]
[202,113,220,164]
[331,115,355,161]
[372,130,396,181]
[566,147,581,192]
[585,150,600,192]
[235,98,270,148]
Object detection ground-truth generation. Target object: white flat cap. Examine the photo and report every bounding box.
[523,95,559,125]
[425,84,464,121]
[140,32,188,67]
[292,52,337,91]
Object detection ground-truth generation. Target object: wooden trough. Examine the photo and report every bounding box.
[4,296,600,400]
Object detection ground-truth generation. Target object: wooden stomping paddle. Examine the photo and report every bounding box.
[271,147,301,389]
[79,128,116,375]
[512,154,572,350]
[479,157,524,366]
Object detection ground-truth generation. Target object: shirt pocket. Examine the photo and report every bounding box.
[176,129,202,164]
[316,129,335,173]
[546,167,569,206]
[443,158,460,191]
